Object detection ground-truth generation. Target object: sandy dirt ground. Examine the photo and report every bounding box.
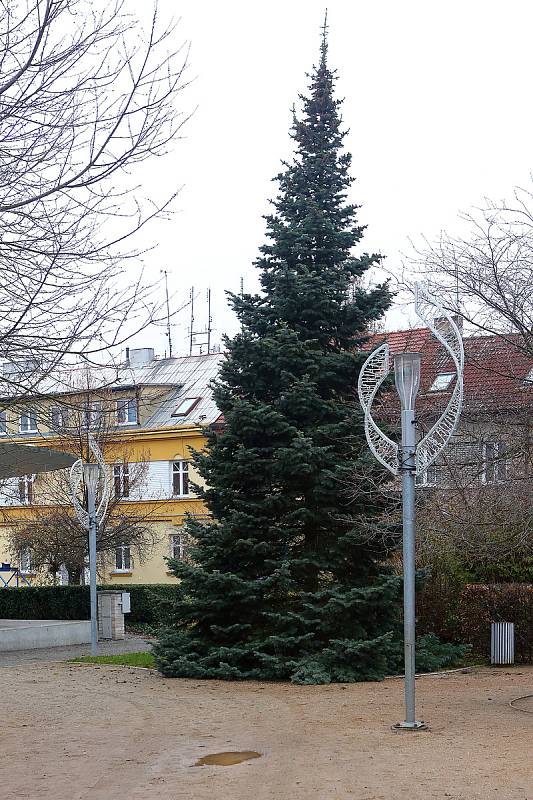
[0,662,532,800]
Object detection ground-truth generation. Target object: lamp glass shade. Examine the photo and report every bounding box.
[82,462,100,494]
[394,352,421,411]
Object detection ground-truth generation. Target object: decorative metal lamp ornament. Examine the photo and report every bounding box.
[358,283,464,729]
[69,434,110,529]
[69,434,110,655]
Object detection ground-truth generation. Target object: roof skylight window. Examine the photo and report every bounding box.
[172,397,200,416]
[429,372,456,392]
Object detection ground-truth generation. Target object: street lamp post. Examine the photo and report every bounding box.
[69,434,110,659]
[358,284,464,729]
[394,352,422,728]
[83,462,100,656]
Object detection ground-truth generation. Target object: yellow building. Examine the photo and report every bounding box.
[0,349,223,585]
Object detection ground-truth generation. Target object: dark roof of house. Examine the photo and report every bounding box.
[366,327,533,416]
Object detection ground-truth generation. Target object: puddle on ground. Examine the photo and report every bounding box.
[194,751,262,767]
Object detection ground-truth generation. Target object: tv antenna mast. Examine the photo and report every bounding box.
[160,270,173,358]
[189,287,213,355]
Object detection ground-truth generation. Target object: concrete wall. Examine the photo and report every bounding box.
[0,619,91,651]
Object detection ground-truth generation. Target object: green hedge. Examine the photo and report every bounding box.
[0,584,179,627]
[417,576,533,663]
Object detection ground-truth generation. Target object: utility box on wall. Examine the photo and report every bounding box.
[121,592,131,614]
[97,590,127,640]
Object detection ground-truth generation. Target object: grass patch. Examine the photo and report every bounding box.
[68,651,155,669]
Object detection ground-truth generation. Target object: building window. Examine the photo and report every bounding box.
[483,442,506,484]
[18,474,34,504]
[58,564,69,586]
[428,373,456,392]
[171,397,200,417]
[117,398,137,425]
[83,402,101,430]
[19,410,37,433]
[170,533,186,561]
[113,463,130,498]
[50,406,67,430]
[19,547,34,574]
[115,544,131,572]
[416,463,438,487]
[172,461,189,496]
[0,410,6,435]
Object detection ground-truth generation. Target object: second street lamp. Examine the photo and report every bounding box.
[358,283,464,729]
[70,435,110,658]
[83,462,100,657]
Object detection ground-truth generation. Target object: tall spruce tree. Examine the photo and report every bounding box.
[155,27,402,683]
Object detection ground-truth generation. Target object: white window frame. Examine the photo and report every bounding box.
[114,543,132,572]
[170,532,186,561]
[172,397,200,417]
[83,401,101,430]
[19,547,34,574]
[116,397,137,425]
[0,409,6,435]
[58,564,69,586]
[172,460,189,497]
[113,463,130,499]
[18,474,35,505]
[428,372,456,392]
[50,406,67,430]
[482,442,506,485]
[415,463,438,487]
[19,410,37,433]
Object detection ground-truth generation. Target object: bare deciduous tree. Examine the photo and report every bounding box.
[417,481,533,566]
[415,404,533,569]
[0,0,190,394]
[407,184,533,360]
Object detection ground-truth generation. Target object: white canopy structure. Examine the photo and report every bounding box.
[0,441,76,479]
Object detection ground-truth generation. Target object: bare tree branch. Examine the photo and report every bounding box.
[0,0,191,391]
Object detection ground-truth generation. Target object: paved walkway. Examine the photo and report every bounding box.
[0,634,152,666]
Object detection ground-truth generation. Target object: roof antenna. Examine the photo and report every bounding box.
[207,287,212,355]
[189,287,214,355]
[189,286,195,356]
[160,270,173,358]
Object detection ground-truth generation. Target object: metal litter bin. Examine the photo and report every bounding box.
[491,621,514,665]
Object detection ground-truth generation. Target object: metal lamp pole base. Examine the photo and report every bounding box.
[392,720,427,731]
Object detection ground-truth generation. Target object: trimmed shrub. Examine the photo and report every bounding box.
[459,583,533,663]
[415,555,533,646]
[0,584,179,628]
[104,584,179,627]
[0,585,89,620]
[416,567,467,643]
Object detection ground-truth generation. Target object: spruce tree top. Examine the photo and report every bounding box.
[235,22,386,349]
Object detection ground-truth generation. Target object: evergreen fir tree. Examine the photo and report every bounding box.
[154,25,402,683]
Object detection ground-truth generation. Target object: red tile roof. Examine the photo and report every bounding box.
[365,327,533,416]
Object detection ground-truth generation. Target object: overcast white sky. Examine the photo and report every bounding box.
[137,0,533,357]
